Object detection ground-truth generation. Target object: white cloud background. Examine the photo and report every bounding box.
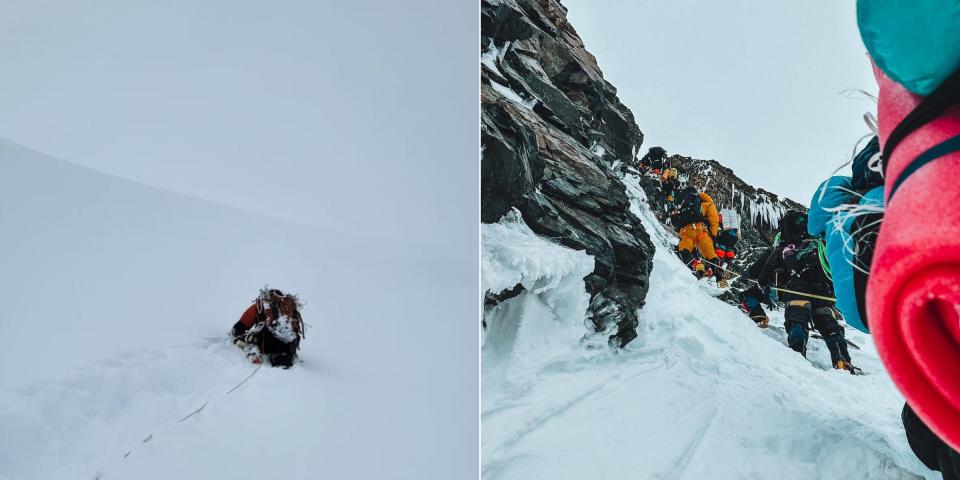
[0,0,475,250]
[564,0,877,205]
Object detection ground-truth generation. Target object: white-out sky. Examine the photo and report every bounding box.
[564,0,877,205]
[0,0,476,247]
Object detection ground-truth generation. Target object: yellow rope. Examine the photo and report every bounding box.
[695,257,837,302]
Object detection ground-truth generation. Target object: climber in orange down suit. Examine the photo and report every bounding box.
[671,186,726,287]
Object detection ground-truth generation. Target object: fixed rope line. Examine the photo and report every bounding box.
[226,364,262,394]
[94,360,264,480]
[766,286,837,302]
[695,257,837,302]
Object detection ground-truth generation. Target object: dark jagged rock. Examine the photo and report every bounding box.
[484,283,525,309]
[481,0,654,347]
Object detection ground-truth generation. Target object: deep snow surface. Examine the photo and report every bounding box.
[0,139,476,480]
[481,172,934,479]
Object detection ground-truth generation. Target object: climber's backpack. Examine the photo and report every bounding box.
[252,288,304,368]
[851,211,883,332]
[672,190,704,228]
[852,136,883,192]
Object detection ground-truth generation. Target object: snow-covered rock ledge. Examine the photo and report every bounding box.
[482,209,594,386]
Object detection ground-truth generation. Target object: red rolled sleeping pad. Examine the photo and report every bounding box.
[869,63,960,451]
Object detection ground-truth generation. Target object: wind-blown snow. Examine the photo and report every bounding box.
[481,172,934,479]
[482,209,594,386]
[482,209,593,298]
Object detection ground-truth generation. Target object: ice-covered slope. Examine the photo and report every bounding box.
[0,139,476,480]
[481,171,934,479]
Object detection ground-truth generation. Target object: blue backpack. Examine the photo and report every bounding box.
[809,177,861,328]
[808,175,884,334]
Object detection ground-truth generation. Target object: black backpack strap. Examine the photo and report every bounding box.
[888,133,960,201]
[852,212,883,332]
[883,67,960,171]
[882,67,960,197]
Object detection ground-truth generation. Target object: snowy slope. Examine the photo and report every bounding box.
[481,172,934,479]
[0,140,476,480]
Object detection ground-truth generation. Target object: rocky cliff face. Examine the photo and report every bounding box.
[481,0,654,347]
[480,0,807,345]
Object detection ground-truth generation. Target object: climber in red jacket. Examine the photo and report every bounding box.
[232,288,304,368]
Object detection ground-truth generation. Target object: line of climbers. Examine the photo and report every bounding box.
[637,145,860,375]
[636,146,738,289]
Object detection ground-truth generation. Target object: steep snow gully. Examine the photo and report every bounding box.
[0,139,475,480]
[482,171,935,479]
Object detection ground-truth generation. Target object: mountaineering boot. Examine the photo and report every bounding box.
[693,260,706,279]
[714,267,728,288]
[825,334,857,374]
[835,360,863,375]
[812,307,855,371]
[784,300,813,357]
[822,329,851,361]
[745,304,769,328]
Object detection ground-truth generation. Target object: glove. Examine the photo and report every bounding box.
[234,338,247,349]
